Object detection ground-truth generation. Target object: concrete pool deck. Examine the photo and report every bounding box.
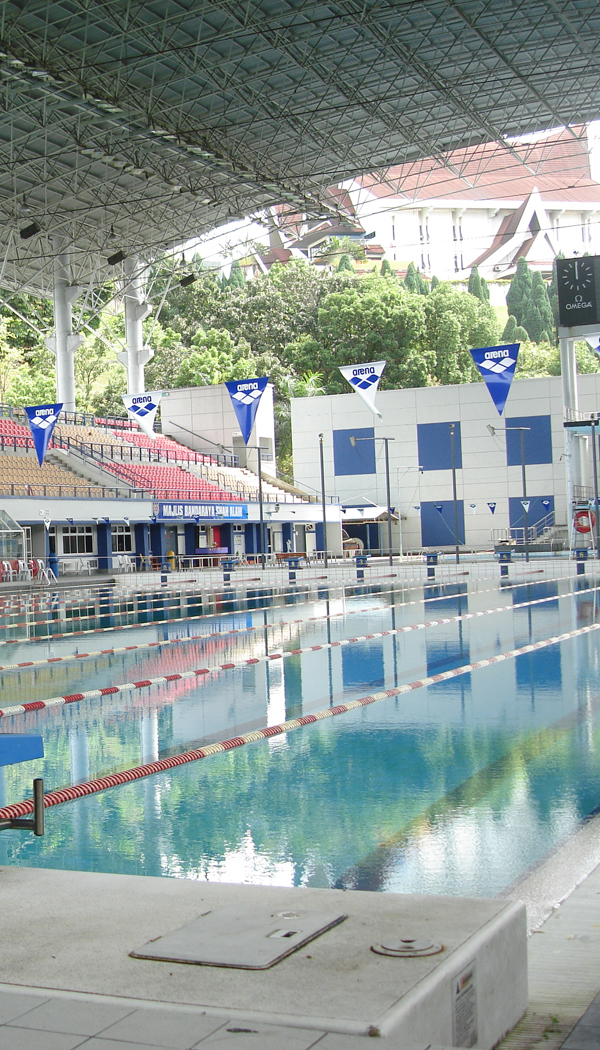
[0,825,599,1050]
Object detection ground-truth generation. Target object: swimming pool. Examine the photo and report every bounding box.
[1,571,599,898]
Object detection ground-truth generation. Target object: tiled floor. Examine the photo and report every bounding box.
[0,991,436,1050]
[560,995,600,1050]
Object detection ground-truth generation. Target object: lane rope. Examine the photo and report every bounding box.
[0,583,594,718]
[2,619,598,822]
[0,570,589,664]
[0,566,585,643]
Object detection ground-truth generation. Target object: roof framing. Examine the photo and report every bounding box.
[0,0,599,297]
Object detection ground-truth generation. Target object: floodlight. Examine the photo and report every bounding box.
[20,221,40,239]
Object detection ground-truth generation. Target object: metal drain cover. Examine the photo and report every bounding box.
[131,906,347,970]
[371,937,443,958]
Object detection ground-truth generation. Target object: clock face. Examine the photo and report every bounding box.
[556,256,600,326]
[559,258,594,294]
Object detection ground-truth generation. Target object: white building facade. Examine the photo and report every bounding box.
[291,373,600,553]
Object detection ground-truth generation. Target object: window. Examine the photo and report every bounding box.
[62,525,93,554]
[111,524,132,552]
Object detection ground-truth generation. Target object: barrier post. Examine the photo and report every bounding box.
[355,552,369,581]
[498,550,512,578]
[574,547,588,576]
[222,557,237,584]
[426,552,438,580]
[288,555,303,583]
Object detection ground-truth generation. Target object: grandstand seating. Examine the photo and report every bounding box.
[0,413,310,504]
[0,452,105,497]
[99,461,242,500]
[0,418,34,447]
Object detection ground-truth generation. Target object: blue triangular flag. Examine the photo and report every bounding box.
[488,502,496,514]
[470,343,519,416]
[25,403,63,466]
[225,377,269,444]
[435,504,443,513]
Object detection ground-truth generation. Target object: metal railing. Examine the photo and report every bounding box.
[491,510,558,546]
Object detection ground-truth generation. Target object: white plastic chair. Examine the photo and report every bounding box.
[18,561,32,581]
[2,561,16,582]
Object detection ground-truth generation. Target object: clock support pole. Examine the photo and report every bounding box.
[559,325,596,542]
[556,256,600,547]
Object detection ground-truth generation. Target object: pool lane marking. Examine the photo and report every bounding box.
[2,619,599,823]
[0,583,594,717]
[0,570,590,666]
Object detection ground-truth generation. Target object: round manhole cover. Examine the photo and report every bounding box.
[371,937,443,958]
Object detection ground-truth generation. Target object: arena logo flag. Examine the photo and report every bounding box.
[225,377,269,444]
[25,403,63,466]
[339,361,386,418]
[122,391,163,440]
[469,343,520,416]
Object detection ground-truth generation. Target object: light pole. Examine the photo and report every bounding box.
[592,417,600,558]
[319,433,328,568]
[246,444,266,567]
[488,424,531,563]
[449,422,460,564]
[396,465,424,557]
[349,434,395,566]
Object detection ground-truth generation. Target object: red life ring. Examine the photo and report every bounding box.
[574,509,596,534]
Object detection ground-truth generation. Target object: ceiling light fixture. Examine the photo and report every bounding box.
[179,274,197,287]
[20,221,40,239]
[107,249,126,266]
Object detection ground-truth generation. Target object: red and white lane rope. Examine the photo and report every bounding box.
[0,565,584,643]
[0,585,593,718]
[2,619,598,823]
[0,575,592,674]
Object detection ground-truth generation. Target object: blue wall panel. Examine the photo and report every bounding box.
[417,421,462,471]
[505,415,552,465]
[333,427,375,475]
[509,495,554,528]
[421,501,465,546]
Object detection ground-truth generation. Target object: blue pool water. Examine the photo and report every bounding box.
[0,573,599,897]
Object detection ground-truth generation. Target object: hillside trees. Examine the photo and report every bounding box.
[423,282,499,385]
[505,258,555,343]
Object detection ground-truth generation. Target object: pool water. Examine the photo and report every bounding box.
[1,574,599,897]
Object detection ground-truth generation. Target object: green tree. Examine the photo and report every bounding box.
[502,315,517,342]
[90,372,128,418]
[337,253,354,272]
[404,261,428,295]
[296,276,430,391]
[506,257,532,326]
[423,282,499,385]
[314,236,365,264]
[228,259,246,289]
[468,266,483,300]
[548,254,563,333]
[274,371,325,477]
[381,259,393,277]
[175,328,257,387]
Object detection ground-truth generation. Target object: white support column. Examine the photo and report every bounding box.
[45,236,82,412]
[560,329,588,514]
[117,255,153,394]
